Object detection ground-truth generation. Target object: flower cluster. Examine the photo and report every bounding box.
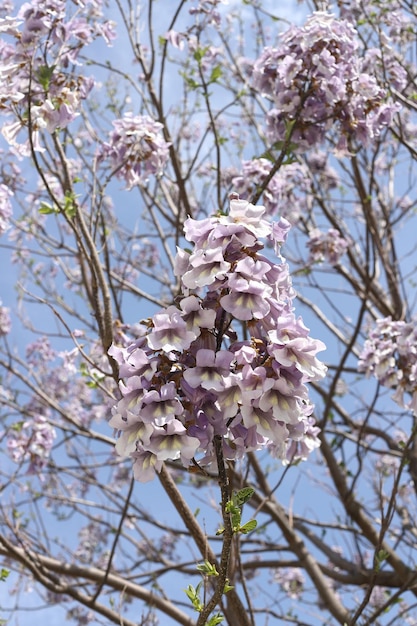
[7,412,56,475]
[307,228,349,265]
[99,114,171,189]
[189,0,226,27]
[5,336,113,480]
[273,567,305,599]
[0,184,13,235]
[109,197,326,482]
[358,317,417,412]
[251,11,400,152]
[0,1,115,155]
[75,521,109,565]
[231,158,312,223]
[0,303,11,335]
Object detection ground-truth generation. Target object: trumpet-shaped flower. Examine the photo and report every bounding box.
[147,306,198,352]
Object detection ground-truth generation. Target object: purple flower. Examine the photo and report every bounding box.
[131,448,163,483]
[240,403,290,444]
[144,420,200,463]
[179,295,217,331]
[139,383,184,426]
[268,329,328,381]
[182,248,231,289]
[147,305,198,352]
[221,274,272,321]
[109,341,157,380]
[227,197,271,238]
[109,411,153,457]
[164,29,185,50]
[256,382,302,424]
[183,349,234,392]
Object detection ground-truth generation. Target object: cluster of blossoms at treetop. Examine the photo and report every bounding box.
[109,197,326,482]
[99,114,171,189]
[0,0,115,156]
[358,317,417,413]
[251,11,400,152]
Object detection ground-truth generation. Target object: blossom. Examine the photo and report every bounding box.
[307,228,349,264]
[139,383,184,426]
[145,420,200,462]
[0,0,118,156]
[179,295,217,331]
[110,196,326,481]
[231,159,312,222]
[0,184,13,234]
[182,248,231,289]
[252,11,400,151]
[147,305,199,352]
[0,306,11,336]
[183,349,234,391]
[131,448,163,483]
[99,114,170,189]
[273,567,305,599]
[221,273,272,320]
[358,317,417,412]
[7,413,56,475]
[164,29,185,50]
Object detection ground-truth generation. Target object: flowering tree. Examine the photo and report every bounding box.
[1,1,417,625]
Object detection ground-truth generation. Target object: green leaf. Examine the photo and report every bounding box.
[239,519,257,534]
[0,568,9,582]
[235,487,254,506]
[79,362,88,376]
[196,560,219,577]
[184,583,203,612]
[228,506,242,531]
[184,76,200,90]
[37,64,56,91]
[39,202,58,215]
[209,65,222,83]
[63,191,78,219]
[375,549,390,572]
[207,614,224,626]
[11,421,24,432]
[193,46,210,63]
